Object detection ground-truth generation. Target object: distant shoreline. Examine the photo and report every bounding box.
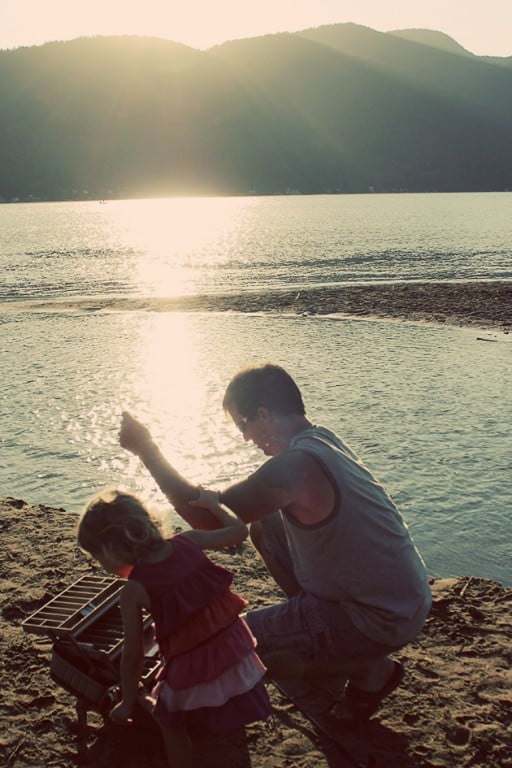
[4,280,511,332]
[2,190,512,204]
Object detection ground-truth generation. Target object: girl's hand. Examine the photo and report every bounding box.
[185,487,248,549]
[190,487,220,510]
[109,700,135,725]
[119,412,153,456]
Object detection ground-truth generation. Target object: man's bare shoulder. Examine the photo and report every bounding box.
[220,448,328,522]
[254,449,327,490]
[259,449,336,524]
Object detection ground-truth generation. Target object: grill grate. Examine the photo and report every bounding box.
[22,574,125,637]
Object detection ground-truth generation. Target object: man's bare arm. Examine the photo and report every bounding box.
[119,412,220,529]
[120,413,334,528]
[221,451,320,523]
[222,450,336,525]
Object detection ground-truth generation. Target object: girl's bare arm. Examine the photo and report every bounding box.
[183,489,249,549]
[110,580,146,722]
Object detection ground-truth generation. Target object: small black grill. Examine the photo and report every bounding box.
[22,574,162,720]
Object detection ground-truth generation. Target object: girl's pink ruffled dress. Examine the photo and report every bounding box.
[129,534,271,733]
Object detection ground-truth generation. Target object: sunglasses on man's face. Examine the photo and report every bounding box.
[236,416,250,434]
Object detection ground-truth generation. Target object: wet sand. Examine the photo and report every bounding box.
[6,281,512,333]
[1,498,511,768]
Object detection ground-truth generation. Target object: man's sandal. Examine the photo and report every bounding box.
[326,660,405,722]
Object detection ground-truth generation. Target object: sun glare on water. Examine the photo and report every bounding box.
[118,311,239,495]
[107,197,256,298]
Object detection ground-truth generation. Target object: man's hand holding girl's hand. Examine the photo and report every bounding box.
[190,487,221,509]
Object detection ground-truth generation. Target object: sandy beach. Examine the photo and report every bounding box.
[1,498,511,768]
[8,281,512,333]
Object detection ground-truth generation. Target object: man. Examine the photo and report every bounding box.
[119,362,431,721]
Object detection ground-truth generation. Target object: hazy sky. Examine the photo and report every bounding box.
[1,0,511,56]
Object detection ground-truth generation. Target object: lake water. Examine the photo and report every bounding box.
[1,193,511,585]
[2,192,512,302]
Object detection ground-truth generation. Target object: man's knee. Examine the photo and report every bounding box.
[249,517,301,598]
[249,520,264,552]
[249,518,283,564]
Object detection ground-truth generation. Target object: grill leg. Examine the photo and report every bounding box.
[75,697,88,752]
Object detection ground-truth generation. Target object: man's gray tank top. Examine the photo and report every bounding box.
[282,426,432,646]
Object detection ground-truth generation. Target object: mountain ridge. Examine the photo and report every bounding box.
[1,24,511,200]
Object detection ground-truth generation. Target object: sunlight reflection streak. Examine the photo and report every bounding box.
[108,197,259,297]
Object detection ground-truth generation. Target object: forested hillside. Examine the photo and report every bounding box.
[1,24,511,200]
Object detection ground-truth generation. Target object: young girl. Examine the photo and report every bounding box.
[77,487,271,767]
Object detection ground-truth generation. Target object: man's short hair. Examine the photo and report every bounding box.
[223,363,305,418]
